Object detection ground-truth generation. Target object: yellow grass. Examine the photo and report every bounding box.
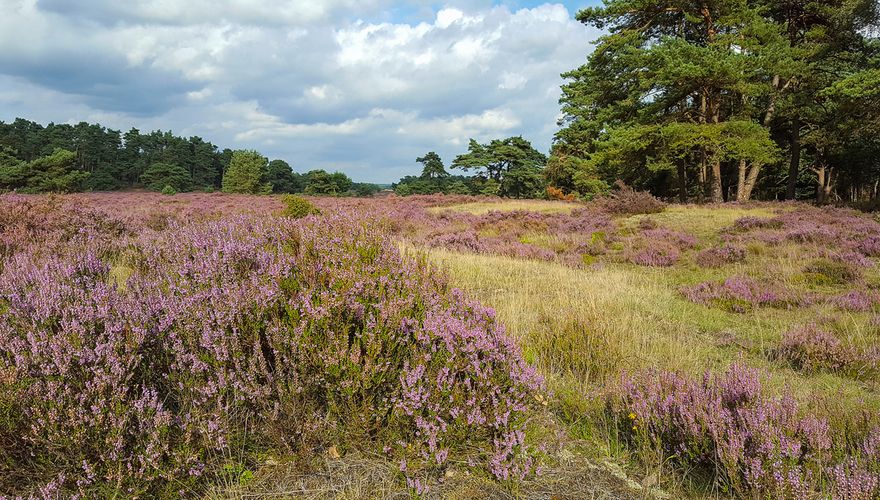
[416,246,880,409]
[430,199,583,215]
[619,205,778,239]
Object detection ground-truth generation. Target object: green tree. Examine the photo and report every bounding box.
[555,0,878,203]
[265,159,303,193]
[141,162,193,192]
[452,137,547,198]
[417,151,448,179]
[222,150,272,194]
[303,169,353,196]
[1,149,89,193]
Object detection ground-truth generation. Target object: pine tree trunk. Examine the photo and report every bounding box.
[786,115,800,200]
[710,159,723,203]
[738,161,761,202]
[736,159,746,201]
[815,165,833,205]
[677,160,688,203]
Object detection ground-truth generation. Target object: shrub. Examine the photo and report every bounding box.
[0,212,543,496]
[696,245,747,268]
[803,258,862,285]
[612,362,868,498]
[596,181,666,215]
[682,277,803,313]
[626,241,680,267]
[773,324,879,379]
[280,194,319,219]
[773,325,847,372]
[161,184,177,196]
[546,185,575,202]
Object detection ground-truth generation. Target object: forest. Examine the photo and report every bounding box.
[0,118,378,196]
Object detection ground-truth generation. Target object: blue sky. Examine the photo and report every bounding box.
[0,0,603,183]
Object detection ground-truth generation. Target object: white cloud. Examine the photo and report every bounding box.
[0,1,602,182]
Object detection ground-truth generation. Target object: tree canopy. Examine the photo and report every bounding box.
[452,137,548,198]
[552,0,880,203]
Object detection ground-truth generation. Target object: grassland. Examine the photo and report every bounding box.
[410,200,880,497]
[429,199,583,215]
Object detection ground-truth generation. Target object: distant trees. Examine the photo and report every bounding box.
[393,138,550,198]
[222,150,272,194]
[553,0,880,203]
[0,148,88,193]
[0,118,380,197]
[452,137,548,198]
[265,159,303,194]
[140,163,192,192]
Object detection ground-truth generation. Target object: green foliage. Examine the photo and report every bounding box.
[222,150,272,195]
[555,0,880,203]
[303,169,352,196]
[161,185,177,196]
[0,119,230,191]
[452,136,548,198]
[281,195,320,218]
[265,159,303,194]
[479,178,501,196]
[140,162,192,192]
[349,182,380,197]
[0,148,88,193]
[416,151,448,179]
[802,259,861,285]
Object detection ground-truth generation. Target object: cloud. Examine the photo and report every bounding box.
[0,1,602,182]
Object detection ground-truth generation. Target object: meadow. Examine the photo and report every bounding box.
[1,191,879,499]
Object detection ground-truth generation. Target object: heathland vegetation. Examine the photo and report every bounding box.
[1,0,879,498]
[2,192,879,498]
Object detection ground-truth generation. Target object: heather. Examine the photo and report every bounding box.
[0,194,543,496]
[612,363,879,498]
[4,193,880,498]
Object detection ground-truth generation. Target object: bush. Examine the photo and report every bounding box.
[612,362,879,498]
[161,185,177,196]
[0,212,543,496]
[696,245,747,268]
[281,194,320,219]
[596,181,666,215]
[803,258,861,285]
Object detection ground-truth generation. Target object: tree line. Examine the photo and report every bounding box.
[394,136,551,198]
[0,118,379,196]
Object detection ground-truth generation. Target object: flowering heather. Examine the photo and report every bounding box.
[774,325,850,372]
[625,241,681,267]
[695,244,747,268]
[682,276,802,313]
[614,363,877,498]
[831,290,876,312]
[0,202,544,495]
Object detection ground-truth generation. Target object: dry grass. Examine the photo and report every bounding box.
[619,205,777,239]
[429,200,583,215]
[209,450,651,500]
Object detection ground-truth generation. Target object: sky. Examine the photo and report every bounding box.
[0,0,603,183]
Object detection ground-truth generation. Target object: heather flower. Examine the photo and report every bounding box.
[696,244,747,268]
[0,203,545,495]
